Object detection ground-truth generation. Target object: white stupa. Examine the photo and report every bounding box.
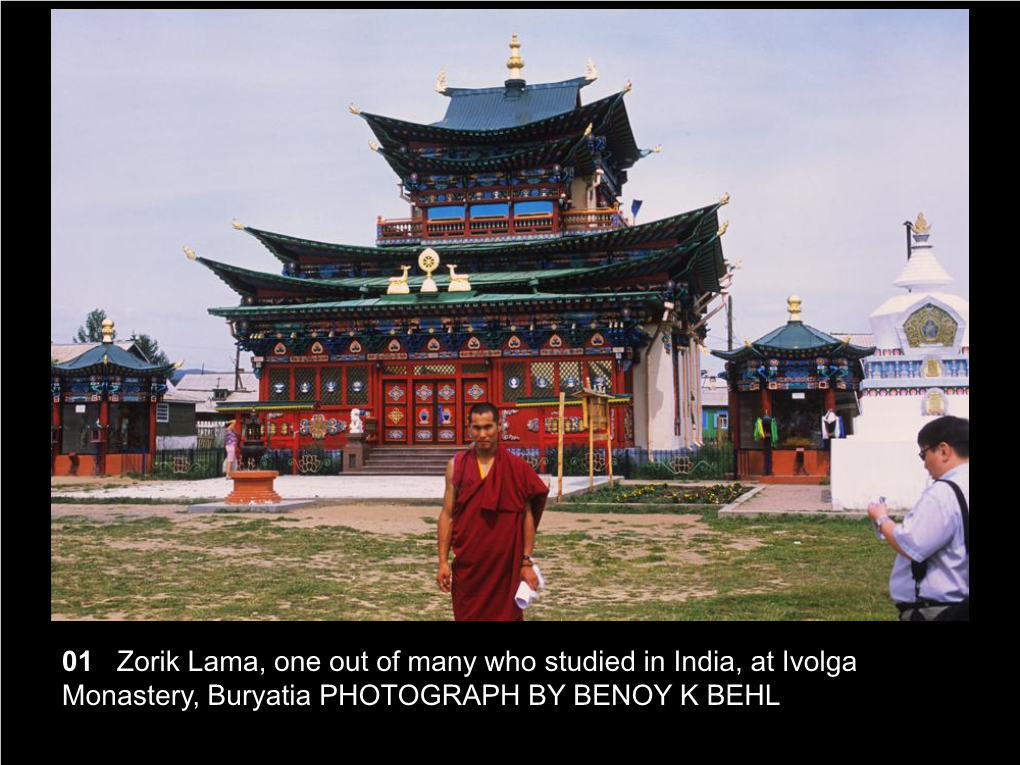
[831,213,969,510]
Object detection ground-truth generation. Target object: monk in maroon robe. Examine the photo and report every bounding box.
[437,404,549,621]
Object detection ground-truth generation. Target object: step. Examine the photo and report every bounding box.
[356,469,448,476]
[369,449,465,455]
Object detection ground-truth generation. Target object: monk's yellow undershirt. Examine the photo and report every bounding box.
[477,457,491,480]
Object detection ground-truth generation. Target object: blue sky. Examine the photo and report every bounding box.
[51,9,969,373]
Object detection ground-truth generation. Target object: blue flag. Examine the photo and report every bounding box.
[631,199,643,222]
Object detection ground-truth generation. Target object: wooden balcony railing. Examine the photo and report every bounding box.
[376,217,422,241]
[376,207,625,244]
[560,207,626,232]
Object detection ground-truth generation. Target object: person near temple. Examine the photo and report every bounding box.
[867,416,969,621]
[437,402,549,620]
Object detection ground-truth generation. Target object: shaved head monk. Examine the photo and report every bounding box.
[437,402,550,621]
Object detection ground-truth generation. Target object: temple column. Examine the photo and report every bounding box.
[148,399,158,473]
[98,397,110,476]
[644,332,679,452]
[52,396,63,475]
[727,368,740,477]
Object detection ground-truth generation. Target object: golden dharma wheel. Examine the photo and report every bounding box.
[418,247,440,274]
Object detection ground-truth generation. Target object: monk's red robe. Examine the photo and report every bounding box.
[451,444,549,621]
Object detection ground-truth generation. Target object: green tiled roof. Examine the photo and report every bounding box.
[209,290,662,320]
[434,77,593,131]
[51,342,175,375]
[363,90,645,180]
[197,229,725,301]
[243,203,721,265]
[712,320,876,362]
[359,90,625,148]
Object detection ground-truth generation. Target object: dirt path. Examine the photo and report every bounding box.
[51,500,717,539]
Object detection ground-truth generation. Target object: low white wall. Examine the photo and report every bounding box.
[831,438,931,511]
[156,436,200,451]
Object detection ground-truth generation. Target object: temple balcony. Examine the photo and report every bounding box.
[375,206,626,246]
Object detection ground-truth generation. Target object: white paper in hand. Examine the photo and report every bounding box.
[514,564,545,609]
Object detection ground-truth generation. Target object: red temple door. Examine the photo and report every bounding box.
[461,379,488,444]
[412,379,458,444]
[412,381,435,443]
[383,381,408,443]
[435,381,458,443]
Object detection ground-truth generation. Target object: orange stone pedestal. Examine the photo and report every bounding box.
[225,470,282,504]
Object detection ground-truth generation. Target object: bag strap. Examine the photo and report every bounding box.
[911,478,969,595]
[936,479,969,555]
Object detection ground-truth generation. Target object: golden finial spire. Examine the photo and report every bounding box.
[506,33,524,79]
[913,211,931,234]
[184,245,197,261]
[787,296,803,322]
[102,319,115,344]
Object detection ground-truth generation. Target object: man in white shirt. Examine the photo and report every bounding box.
[867,416,969,621]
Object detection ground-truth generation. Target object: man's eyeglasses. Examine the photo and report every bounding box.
[918,445,935,460]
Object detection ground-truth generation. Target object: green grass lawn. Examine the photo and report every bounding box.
[51,506,897,621]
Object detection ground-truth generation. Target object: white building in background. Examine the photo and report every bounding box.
[832,214,969,510]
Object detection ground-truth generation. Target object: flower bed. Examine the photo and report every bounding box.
[565,482,749,506]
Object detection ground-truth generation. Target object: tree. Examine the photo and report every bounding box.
[130,332,170,366]
[75,308,112,343]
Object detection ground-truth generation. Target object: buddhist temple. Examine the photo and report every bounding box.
[51,319,178,475]
[713,297,874,482]
[193,36,733,468]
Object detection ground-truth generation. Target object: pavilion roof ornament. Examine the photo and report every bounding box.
[585,59,598,81]
[506,33,524,81]
[912,211,931,234]
[435,70,448,94]
[719,191,731,206]
[348,103,361,115]
[184,245,197,261]
[102,319,115,344]
[787,295,803,323]
[232,219,245,230]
